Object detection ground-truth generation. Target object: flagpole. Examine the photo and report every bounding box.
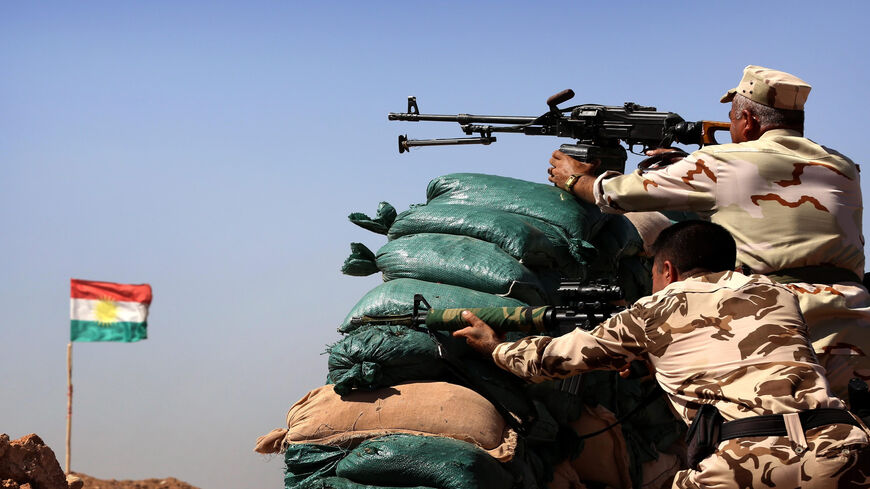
[66,341,72,475]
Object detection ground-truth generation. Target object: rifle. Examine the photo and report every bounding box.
[350,290,625,335]
[388,89,730,173]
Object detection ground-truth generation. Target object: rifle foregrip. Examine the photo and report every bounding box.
[424,306,550,333]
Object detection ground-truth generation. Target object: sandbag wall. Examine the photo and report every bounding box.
[259,173,685,489]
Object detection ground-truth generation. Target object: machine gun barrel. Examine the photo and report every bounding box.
[388,112,537,125]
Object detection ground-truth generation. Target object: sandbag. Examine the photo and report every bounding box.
[586,215,643,275]
[577,372,684,488]
[616,255,652,304]
[348,202,397,235]
[284,444,348,489]
[298,477,435,489]
[326,327,540,429]
[335,434,515,489]
[339,279,526,333]
[284,381,518,461]
[569,404,632,489]
[548,461,585,489]
[326,325,445,395]
[426,173,606,243]
[387,204,583,272]
[341,235,550,304]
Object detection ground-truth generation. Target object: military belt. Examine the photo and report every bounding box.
[763,265,861,285]
[719,408,860,441]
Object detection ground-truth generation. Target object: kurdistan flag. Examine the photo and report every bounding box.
[70,279,152,342]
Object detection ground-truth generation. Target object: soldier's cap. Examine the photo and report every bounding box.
[720,65,811,110]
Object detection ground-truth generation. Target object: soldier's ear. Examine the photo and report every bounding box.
[662,260,679,286]
[742,109,761,138]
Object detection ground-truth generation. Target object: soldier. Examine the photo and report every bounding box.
[548,65,869,402]
[454,220,870,488]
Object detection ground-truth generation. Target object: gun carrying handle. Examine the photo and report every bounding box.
[547,89,575,110]
[701,121,731,145]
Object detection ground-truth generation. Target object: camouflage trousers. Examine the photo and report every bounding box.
[673,424,870,489]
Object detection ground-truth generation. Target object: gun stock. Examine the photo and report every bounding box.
[701,121,731,145]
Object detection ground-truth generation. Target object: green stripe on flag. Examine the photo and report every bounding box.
[70,320,147,342]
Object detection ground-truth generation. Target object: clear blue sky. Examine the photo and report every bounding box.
[2,2,869,488]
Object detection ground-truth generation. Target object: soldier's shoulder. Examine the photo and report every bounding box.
[689,141,765,159]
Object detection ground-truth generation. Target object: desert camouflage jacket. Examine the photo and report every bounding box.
[591,129,865,278]
[492,271,846,424]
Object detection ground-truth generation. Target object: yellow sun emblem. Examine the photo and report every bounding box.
[94,297,119,326]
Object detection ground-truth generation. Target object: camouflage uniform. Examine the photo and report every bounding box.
[492,271,870,488]
[588,67,869,400]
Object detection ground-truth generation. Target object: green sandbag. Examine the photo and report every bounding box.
[335,434,514,489]
[341,235,550,304]
[426,173,607,243]
[348,202,397,235]
[325,325,539,428]
[387,204,580,271]
[617,255,652,304]
[326,325,446,395]
[586,214,643,275]
[284,444,348,489]
[339,279,526,333]
[298,477,435,489]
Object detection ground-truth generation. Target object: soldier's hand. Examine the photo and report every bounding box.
[548,150,598,189]
[643,147,688,166]
[644,147,678,156]
[452,311,503,356]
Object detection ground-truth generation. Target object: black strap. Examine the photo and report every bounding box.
[764,265,861,285]
[574,385,663,441]
[720,408,859,441]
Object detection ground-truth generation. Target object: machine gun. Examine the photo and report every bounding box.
[389,89,730,173]
[350,288,625,336]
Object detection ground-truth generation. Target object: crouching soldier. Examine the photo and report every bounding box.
[455,220,870,488]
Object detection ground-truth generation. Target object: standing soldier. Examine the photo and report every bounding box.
[549,65,869,402]
[454,221,870,488]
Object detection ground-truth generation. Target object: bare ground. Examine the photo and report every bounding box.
[1,434,200,489]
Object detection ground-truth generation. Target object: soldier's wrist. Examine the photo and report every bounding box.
[564,174,583,193]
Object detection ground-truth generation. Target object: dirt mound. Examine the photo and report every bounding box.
[70,473,200,489]
[0,433,74,489]
[0,434,199,489]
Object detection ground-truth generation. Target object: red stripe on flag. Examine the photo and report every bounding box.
[70,279,153,304]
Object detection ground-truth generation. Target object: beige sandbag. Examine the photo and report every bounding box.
[254,428,287,454]
[283,381,517,461]
[640,439,685,489]
[548,460,587,489]
[569,404,632,489]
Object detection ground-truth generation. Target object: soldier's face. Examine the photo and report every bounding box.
[728,104,748,143]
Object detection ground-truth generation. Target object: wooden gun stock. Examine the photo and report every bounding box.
[701,121,731,145]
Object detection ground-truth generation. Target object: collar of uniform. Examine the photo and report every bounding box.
[656,270,744,296]
[759,128,803,139]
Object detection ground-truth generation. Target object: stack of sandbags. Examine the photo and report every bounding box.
[257,173,686,489]
[341,173,606,312]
